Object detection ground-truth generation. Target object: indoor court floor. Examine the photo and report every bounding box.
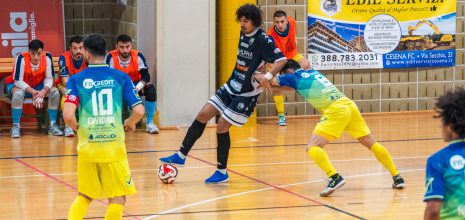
[0,111,441,219]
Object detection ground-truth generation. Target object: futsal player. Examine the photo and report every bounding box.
[424,89,465,219]
[64,34,144,220]
[256,60,405,197]
[159,4,287,183]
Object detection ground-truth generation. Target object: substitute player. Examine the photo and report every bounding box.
[257,60,405,197]
[424,89,465,220]
[64,34,144,220]
[57,35,87,137]
[267,10,310,126]
[159,4,287,183]
[106,34,159,134]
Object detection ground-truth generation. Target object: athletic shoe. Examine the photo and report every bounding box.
[159,152,186,166]
[320,174,346,197]
[146,122,159,134]
[277,115,286,126]
[10,124,20,138]
[392,174,405,189]
[48,123,64,136]
[64,126,75,137]
[205,170,229,184]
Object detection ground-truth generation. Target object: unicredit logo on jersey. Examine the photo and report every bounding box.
[1,11,37,57]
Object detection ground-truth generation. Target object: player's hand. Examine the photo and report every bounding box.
[124,119,136,132]
[259,76,271,88]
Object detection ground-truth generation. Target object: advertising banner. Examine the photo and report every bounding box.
[0,0,65,58]
[308,0,456,70]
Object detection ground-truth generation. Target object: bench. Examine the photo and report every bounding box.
[0,57,60,132]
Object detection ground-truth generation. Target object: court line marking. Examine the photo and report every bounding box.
[142,168,424,219]
[0,136,442,160]
[188,155,366,219]
[0,156,429,179]
[14,158,142,220]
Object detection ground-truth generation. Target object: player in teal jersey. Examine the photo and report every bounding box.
[64,34,145,220]
[256,60,405,197]
[424,89,465,220]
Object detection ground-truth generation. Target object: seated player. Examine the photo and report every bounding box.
[56,35,87,137]
[5,39,62,138]
[424,89,465,220]
[106,34,159,134]
[267,10,310,126]
[256,60,405,196]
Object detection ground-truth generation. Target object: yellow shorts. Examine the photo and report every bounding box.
[77,159,136,199]
[291,53,304,62]
[313,97,371,141]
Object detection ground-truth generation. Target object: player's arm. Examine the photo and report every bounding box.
[259,36,287,88]
[136,53,150,91]
[64,102,78,131]
[423,157,444,220]
[63,76,79,131]
[122,75,145,131]
[424,200,441,220]
[124,104,144,132]
[13,56,36,94]
[59,55,70,87]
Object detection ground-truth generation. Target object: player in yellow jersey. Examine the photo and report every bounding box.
[257,60,405,197]
[64,34,145,220]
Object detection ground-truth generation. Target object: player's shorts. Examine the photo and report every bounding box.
[291,53,304,62]
[6,83,44,98]
[208,86,259,127]
[77,159,136,199]
[313,97,371,141]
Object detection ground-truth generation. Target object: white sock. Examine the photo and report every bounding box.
[13,123,20,127]
[177,151,186,159]
[50,121,56,125]
[217,169,227,174]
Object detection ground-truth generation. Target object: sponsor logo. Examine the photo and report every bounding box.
[240,42,249,48]
[236,59,246,66]
[249,37,255,45]
[234,70,246,79]
[68,95,76,101]
[321,0,342,16]
[1,12,37,57]
[238,49,253,59]
[301,72,310,78]
[458,205,465,217]
[236,64,249,72]
[450,155,465,170]
[230,79,242,92]
[83,79,115,89]
[237,103,245,110]
[89,133,116,140]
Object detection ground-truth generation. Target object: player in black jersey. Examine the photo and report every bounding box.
[160,4,287,183]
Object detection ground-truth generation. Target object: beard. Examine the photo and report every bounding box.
[120,53,130,59]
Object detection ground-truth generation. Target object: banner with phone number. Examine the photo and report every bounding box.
[308,0,456,70]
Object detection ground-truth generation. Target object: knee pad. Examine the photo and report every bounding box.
[11,89,25,108]
[144,84,157,102]
[47,88,60,109]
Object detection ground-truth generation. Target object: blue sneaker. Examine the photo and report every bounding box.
[277,114,286,126]
[205,170,229,184]
[159,152,186,166]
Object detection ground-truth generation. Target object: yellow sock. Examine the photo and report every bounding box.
[308,146,337,177]
[371,142,399,176]
[104,204,124,220]
[274,95,285,115]
[61,96,65,111]
[68,195,91,220]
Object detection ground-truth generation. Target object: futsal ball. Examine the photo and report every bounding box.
[158,164,178,184]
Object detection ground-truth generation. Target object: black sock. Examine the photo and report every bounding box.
[179,119,207,156]
[216,132,231,170]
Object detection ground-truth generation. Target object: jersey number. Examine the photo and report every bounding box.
[91,89,113,116]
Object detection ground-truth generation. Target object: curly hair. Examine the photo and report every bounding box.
[435,88,465,138]
[236,4,262,28]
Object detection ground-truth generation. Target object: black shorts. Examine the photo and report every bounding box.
[208,86,259,127]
